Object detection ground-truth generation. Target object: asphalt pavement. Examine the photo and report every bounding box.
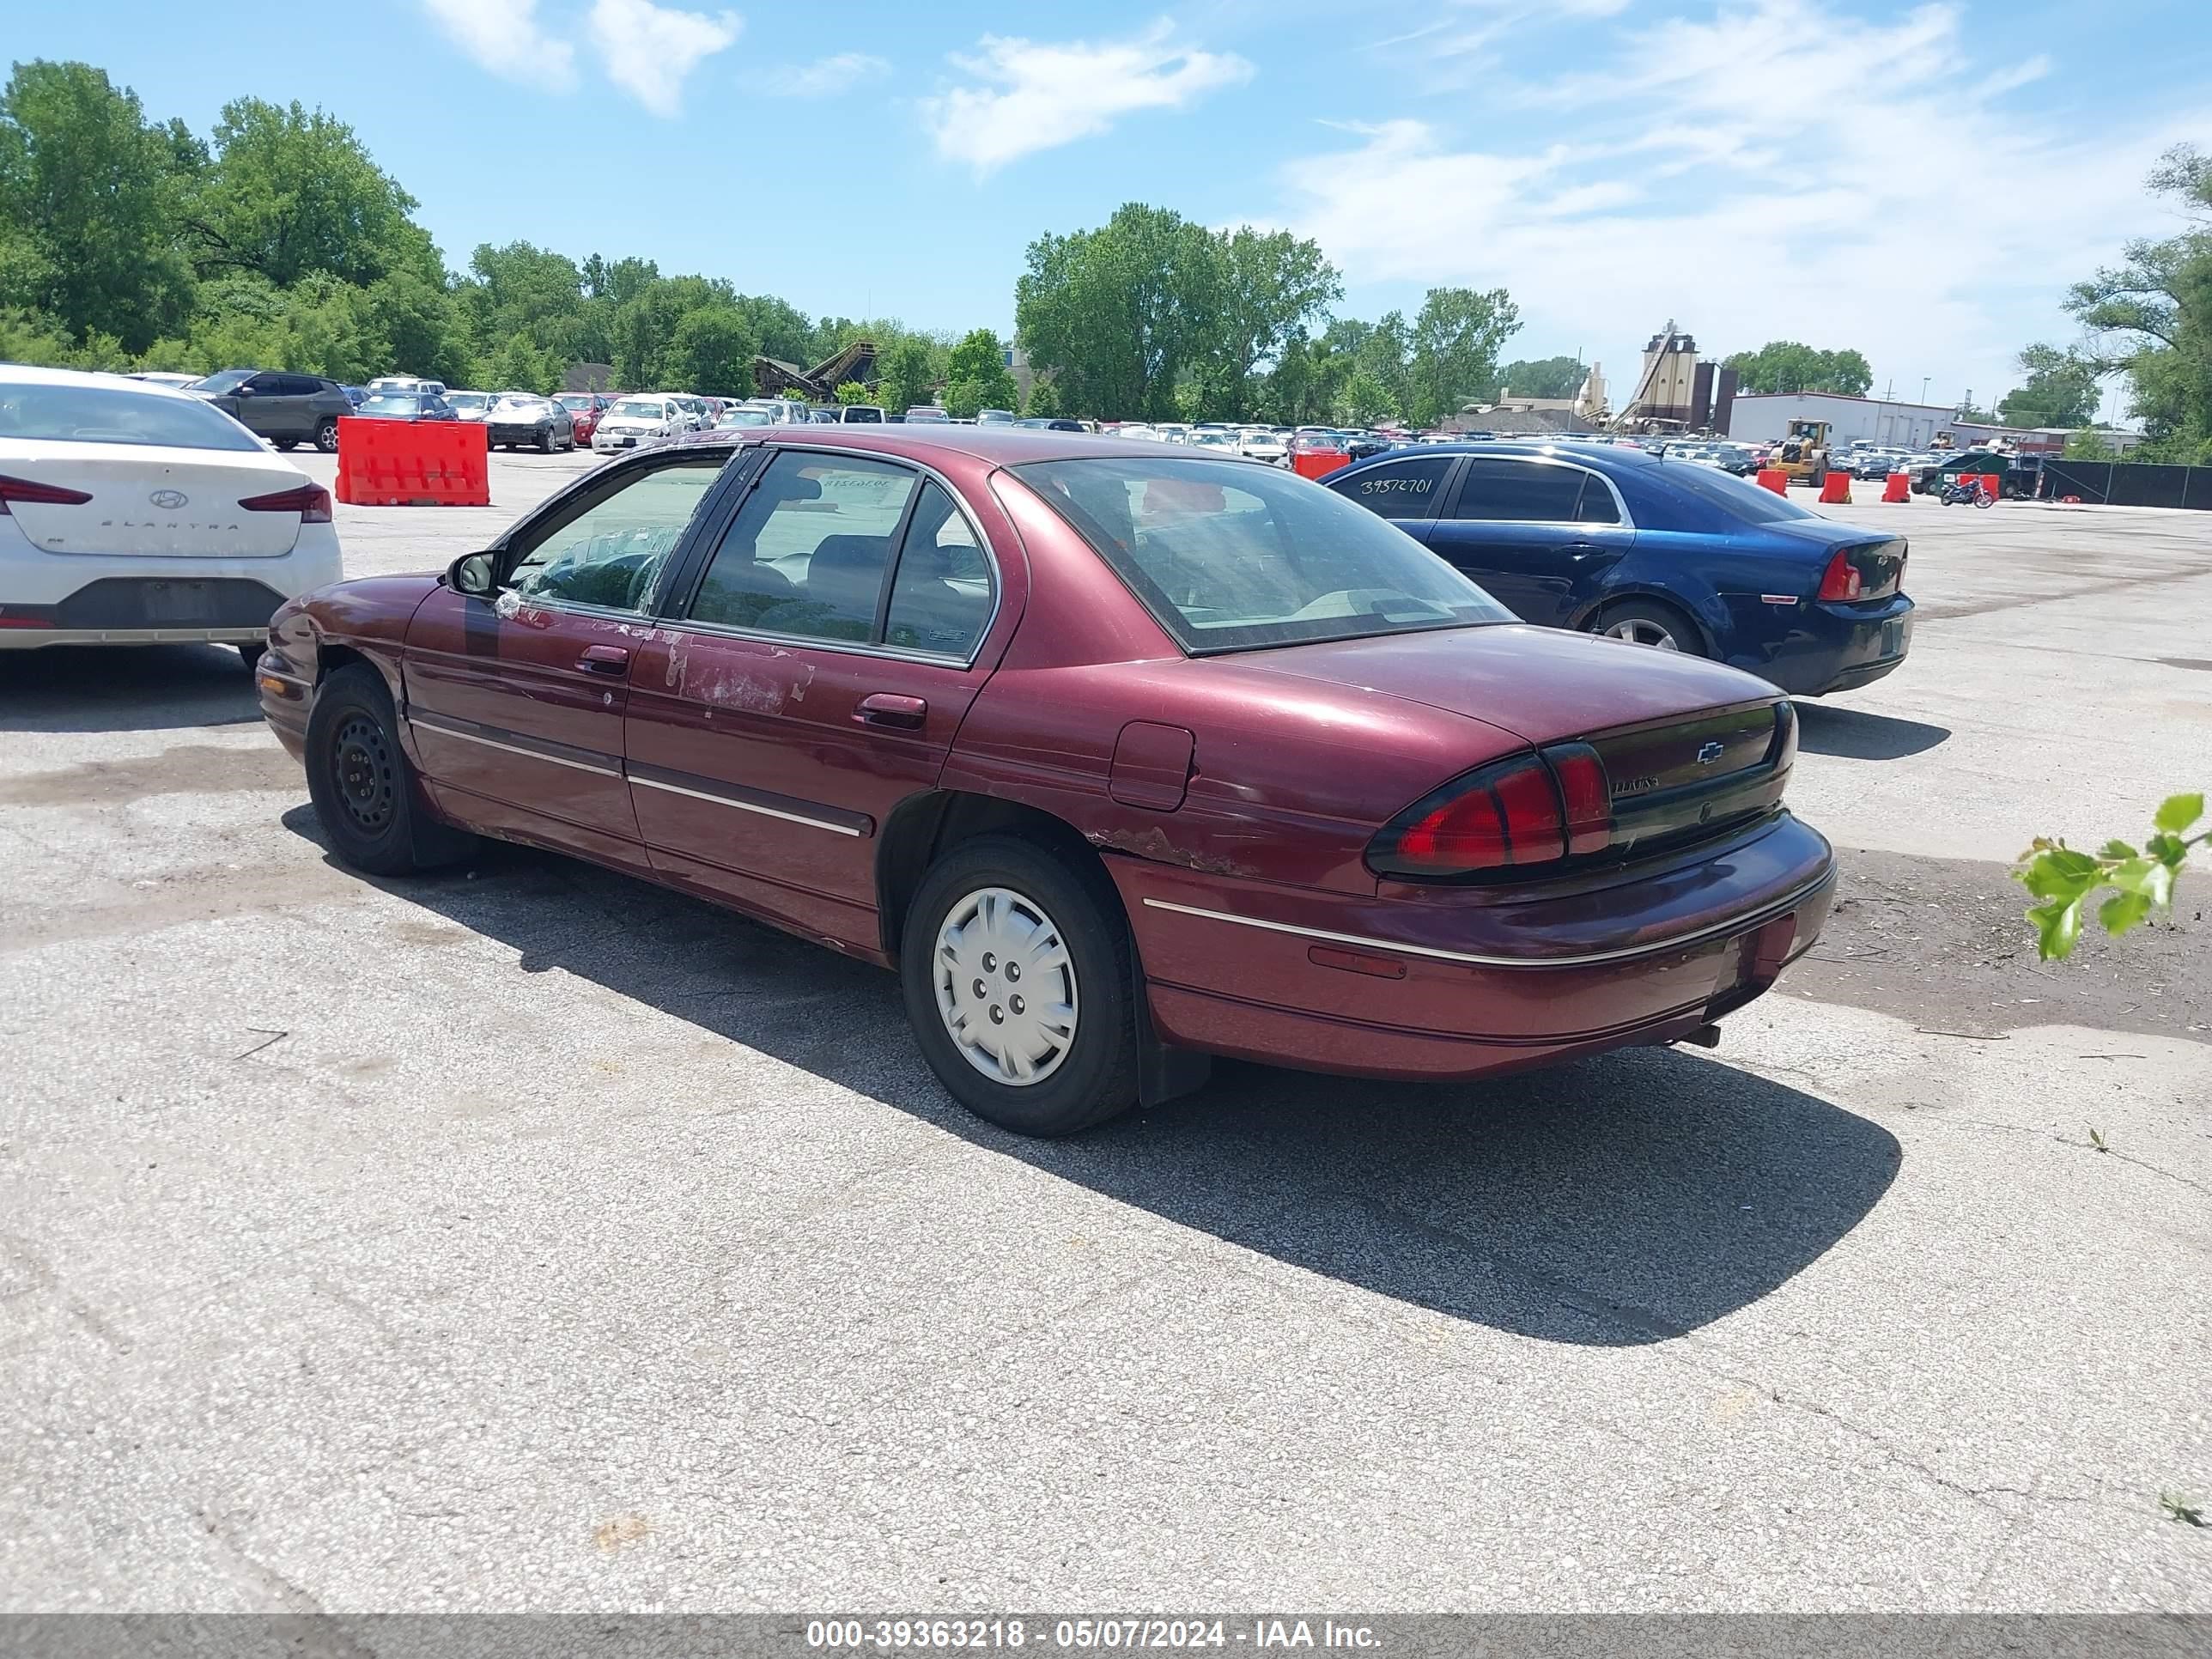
[3,450,2206,1613]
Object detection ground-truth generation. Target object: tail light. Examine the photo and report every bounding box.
[1368,746,1614,879]
[1818,545,1905,602]
[238,483,332,523]
[0,474,94,514]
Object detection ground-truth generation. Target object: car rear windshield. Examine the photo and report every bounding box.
[1013,456,1513,655]
[361,396,422,415]
[1652,459,1818,523]
[0,381,265,451]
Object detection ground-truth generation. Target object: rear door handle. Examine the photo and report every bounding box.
[855,692,927,730]
[577,645,631,676]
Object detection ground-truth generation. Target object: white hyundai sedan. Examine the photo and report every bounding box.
[0,367,343,669]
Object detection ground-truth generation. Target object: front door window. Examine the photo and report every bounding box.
[507,459,725,614]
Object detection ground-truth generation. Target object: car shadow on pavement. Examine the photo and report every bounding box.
[0,644,262,732]
[1793,702,1950,760]
[281,809,1901,1349]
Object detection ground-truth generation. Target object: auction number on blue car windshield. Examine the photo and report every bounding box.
[1357,477,1431,495]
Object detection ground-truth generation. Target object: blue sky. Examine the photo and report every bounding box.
[14,0,2209,414]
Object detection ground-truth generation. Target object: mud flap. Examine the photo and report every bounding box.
[1133,961,1211,1108]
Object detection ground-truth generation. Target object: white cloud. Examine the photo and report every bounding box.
[421,0,577,92]
[921,22,1253,173]
[768,52,890,99]
[1273,0,2189,407]
[587,0,741,117]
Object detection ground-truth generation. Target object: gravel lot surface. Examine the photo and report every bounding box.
[3,450,2206,1613]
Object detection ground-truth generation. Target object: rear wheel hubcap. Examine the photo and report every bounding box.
[1603,617,1680,650]
[933,886,1078,1086]
[331,714,397,835]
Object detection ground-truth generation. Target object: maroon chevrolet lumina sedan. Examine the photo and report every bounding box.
[255,427,1833,1135]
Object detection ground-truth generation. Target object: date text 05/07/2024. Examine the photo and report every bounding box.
[805,1619,1383,1650]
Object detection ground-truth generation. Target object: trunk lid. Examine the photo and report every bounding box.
[3,442,304,558]
[1240,623,1779,746]
[1243,623,1796,860]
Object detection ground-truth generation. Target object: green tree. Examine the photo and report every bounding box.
[1259,333,1350,425]
[1496,354,1585,399]
[943,326,1017,413]
[483,334,558,396]
[1016,203,1218,420]
[459,241,584,363]
[1338,367,1397,427]
[1200,226,1340,414]
[1024,377,1063,418]
[359,268,472,386]
[186,97,439,289]
[2063,428,2118,459]
[874,337,938,413]
[1723,341,1875,397]
[1998,343,2100,428]
[663,304,758,395]
[834,378,877,406]
[1408,286,1522,428]
[0,60,194,350]
[2066,146,2212,460]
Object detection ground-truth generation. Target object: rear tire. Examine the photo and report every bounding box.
[1591,597,1705,656]
[305,664,477,877]
[900,834,1139,1137]
[235,641,264,672]
[274,439,299,452]
[313,418,340,453]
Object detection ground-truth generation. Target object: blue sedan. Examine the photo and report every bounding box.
[1325,442,1914,696]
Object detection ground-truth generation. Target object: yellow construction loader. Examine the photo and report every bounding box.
[1771,418,1832,485]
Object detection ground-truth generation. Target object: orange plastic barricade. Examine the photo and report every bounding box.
[335,417,491,507]
[1755,467,1788,495]
[1818,470,1852,504]
[1881,471,1911,502]
[1291,447,1349,481]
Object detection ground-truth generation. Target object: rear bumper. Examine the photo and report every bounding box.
[0,524,342,647]
[1728,595,1914,696]
[1110,814,1835,1081]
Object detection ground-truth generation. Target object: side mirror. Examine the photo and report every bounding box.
[447,551,497,596]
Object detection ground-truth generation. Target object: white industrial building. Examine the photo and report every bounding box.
[1728,392,1957,450]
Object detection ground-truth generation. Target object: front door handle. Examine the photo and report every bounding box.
[855,692,927,730]
[577,645,631,676]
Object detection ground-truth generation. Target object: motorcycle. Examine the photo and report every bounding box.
[1939,477,1996,508]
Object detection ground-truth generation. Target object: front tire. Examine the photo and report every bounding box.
[900,835,1139,1136]
[305,664,476,876]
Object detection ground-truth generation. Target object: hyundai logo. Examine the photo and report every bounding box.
[149,489,188,509]
[1696,741,1726,765]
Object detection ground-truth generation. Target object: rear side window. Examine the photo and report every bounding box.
[884,482,993,658]
[1451,459,1586,522]
[1575,477,1621,524]
[1337,456,1454,520]
[276,375,324,397]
